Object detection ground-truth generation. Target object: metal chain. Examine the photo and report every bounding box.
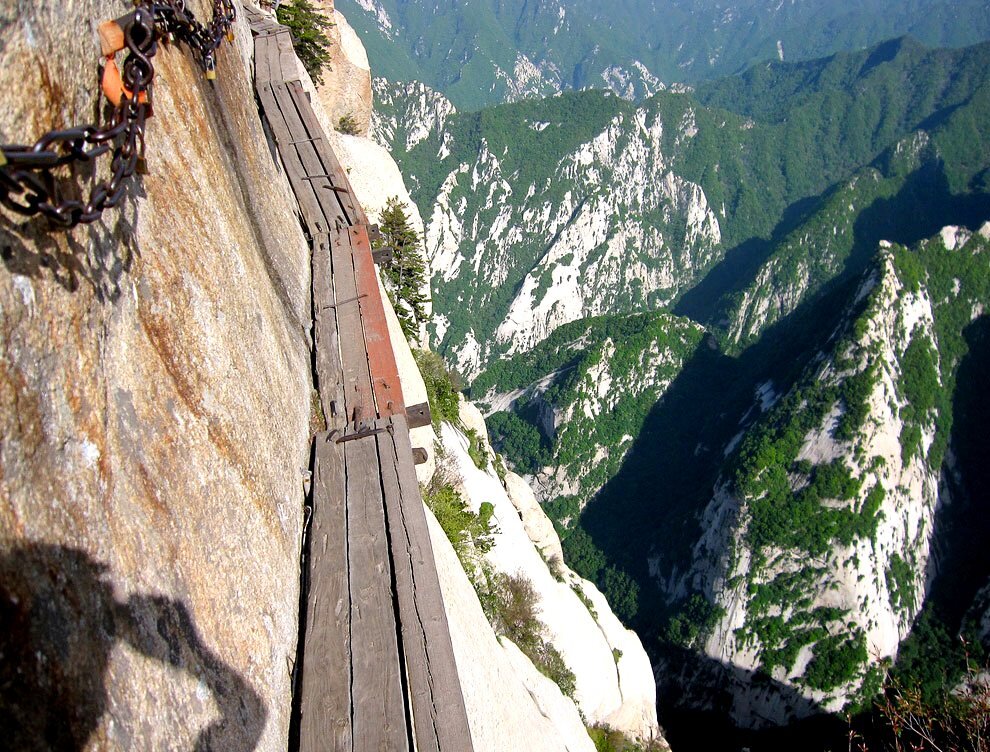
[0,0,237,229]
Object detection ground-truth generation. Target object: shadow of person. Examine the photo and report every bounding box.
[0,543,267,750]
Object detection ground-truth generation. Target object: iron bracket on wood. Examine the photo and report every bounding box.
[301,174,349,192]
[321,293,367,310]
[367,224,383,243]
[372,246,394,265]
[412,447,429,465]
[329,424,393,444]
[405,401,432,429]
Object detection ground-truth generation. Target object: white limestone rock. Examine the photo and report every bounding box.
[504,471,565,565]
[427,509,594,752]
[312,3,373,136]
[439,414,662,742]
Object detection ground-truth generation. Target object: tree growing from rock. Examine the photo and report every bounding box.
[377,197,429,339]
[276,0,334,85]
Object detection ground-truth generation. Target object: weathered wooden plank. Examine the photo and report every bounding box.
[350,225,405,417]
[383,415,475,751]
[254,34,273,85]
[313,233,346,430]
[299,431,351,752]
[345,428,410,752]
[377,422,440,752]
[277,28,298,81]
[267,29,289,82]
[286,80,368,226]
[256,83,329,236]
[270,81,349,230]
[262,29,287,84]
[329,228,375,422]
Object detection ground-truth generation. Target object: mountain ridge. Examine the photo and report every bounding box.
[341,0,990,109]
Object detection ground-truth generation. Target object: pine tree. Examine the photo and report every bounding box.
[376,197,429,339]
[275,0,334,86]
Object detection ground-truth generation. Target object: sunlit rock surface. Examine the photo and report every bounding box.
[0,2,311,748]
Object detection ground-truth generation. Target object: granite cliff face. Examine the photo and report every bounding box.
[0,2,312,748]
[312,0,374,136]
[434,402,664,746]
[656,226,990,725]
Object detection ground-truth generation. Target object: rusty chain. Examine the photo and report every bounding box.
[0,0,237,228]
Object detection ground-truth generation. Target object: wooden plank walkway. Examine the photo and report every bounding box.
[243,7,473,752]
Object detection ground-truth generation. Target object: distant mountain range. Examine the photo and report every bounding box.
[373,33,990,747]
[339,0,990,109]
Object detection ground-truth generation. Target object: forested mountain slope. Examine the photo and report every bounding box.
[374,35,990,747]
[340,0,990,109]
[376,38,990,383]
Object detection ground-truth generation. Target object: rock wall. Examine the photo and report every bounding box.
[442,404,664,744]
[662,240,976,726]
[1,2,311,749]
[313,0,374,136]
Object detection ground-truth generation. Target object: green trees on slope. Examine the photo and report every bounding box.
[376,197,430,340]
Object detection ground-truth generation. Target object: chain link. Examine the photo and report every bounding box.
[0,0,237,228]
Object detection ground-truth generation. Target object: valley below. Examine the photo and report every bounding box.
[372,28,990,750]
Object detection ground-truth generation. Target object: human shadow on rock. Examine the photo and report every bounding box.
[0,543,267,751]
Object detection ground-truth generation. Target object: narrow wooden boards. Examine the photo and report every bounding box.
[345,424,409,752]
[329,228,376,423]
[247,9,475,751]
[349,225,404,418]
[299,432,351,749]
[379,415,474,752]
[313,233,345,430]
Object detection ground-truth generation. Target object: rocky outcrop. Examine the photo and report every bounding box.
[661,228,990,725]
[371,78,457,153]
[427,508,596,752]
[475,312,706,512]
[1,2,311,749]
[379,85,723,379]
[313,1,374,136]
[442,403,664,743]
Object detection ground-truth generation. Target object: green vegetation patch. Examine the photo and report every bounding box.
[897,330,940,463]
[375,198,430,339]
[664,594,726,650]
[885,553,916,613]
[802,631,868,692]
[482,571,577,699]
[276,0,334,85]
[412,349,462,427]
[478,311,705,518]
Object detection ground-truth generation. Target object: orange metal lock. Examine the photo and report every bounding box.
[98,19,150,108]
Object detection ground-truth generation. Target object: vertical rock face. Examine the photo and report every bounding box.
[1,2,311,749]
[660,229,990,726]
[440,404,664,744]
[313,0,374,136]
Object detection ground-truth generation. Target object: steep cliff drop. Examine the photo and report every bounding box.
[1,3,672,750]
